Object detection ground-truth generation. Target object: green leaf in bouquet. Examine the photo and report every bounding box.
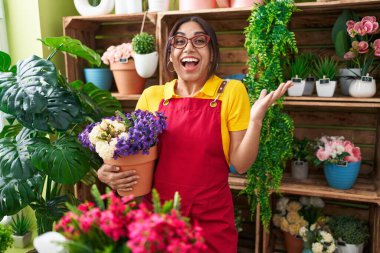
[91,184,105,210]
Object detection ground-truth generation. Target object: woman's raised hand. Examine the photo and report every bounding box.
[250,81,293,122]
[97,164,139,192]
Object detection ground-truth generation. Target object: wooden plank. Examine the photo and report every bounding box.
[287,110,378,127]
[255,206,260,253]
[294,30,332,46]
[64,12,157,24]
[217,33,245,48]
[220,48,248,63]
[375,112,380,196]
[97,22,156,37]
[370,205,380,253]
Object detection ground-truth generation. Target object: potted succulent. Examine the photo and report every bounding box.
[287,56,308,96]
[328,216,369,253]
[300,52,317,96]
[0,37,121,235]
[102,42,145,94]
[132,32,158,78]
[10,213,32,248]
[314,57,338,97]
[291,138,313,180]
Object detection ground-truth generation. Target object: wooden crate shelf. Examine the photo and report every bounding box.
[229,174,380,204]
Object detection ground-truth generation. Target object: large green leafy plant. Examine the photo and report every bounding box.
[0,36,122,234]
[243,0,297,228]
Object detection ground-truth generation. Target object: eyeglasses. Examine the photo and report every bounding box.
[170,35,211,49]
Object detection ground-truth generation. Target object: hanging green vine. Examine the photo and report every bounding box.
[243,0,298,228]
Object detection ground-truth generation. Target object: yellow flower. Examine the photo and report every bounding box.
[286,201,302,212]
[289,223,301,236]
[280,217,290,232]
[286,211,301,224]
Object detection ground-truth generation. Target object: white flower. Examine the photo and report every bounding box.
[89,125,102,144]
[327,244,336,253]
[312,242,323,253]
[310,197,325,208]
[276,197,290,213]
[100,119,112,130]
[113,121,126,132]
[320,231,333,243]
[310,223,316,231]
[119,132,129,139]
[95,139,117,160]
[299,196,310,206]
[299,226,307,238]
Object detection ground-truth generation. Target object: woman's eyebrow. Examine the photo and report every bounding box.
[174,31,206,36]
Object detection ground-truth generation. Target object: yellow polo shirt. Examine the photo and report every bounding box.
[135,75,250,163]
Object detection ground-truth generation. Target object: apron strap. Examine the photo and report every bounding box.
[210,79,229,108]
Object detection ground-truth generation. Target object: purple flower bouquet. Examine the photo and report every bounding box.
[78,110,167,196]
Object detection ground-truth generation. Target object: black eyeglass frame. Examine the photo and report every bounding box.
[169,34,211,49]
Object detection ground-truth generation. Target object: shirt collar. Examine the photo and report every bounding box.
[163,75,222,100]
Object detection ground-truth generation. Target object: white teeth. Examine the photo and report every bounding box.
[181,58,199,63]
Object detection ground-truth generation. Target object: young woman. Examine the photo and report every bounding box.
[98,16,292,252]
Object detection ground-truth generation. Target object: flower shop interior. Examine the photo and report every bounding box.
[1,0,380,253]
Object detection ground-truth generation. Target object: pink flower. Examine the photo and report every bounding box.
[358,41,369,54]
[316,148,329,161]
[344,51,357,59]
[101,42,134,65]
[354,21,369,36]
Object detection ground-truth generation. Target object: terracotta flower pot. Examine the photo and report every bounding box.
[283,231,303,253]
[104,146,157,197]
[110,60,145,95]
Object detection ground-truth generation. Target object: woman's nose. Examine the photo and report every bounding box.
[183,39,195,53]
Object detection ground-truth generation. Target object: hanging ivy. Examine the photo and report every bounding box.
[243,0,298,228]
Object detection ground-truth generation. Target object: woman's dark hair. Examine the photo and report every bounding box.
[164,16,220,79]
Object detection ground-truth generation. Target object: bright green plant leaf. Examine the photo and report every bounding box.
[0,55,82,132]
[29,136,92,185]
[0,51,11,72]
[40,36,101,67]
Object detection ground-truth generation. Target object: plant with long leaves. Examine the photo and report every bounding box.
[243,0,297,228]
[0,36,122,234]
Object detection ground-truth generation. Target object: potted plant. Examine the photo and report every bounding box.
[328,215,369,253]
[132,32,158,78]
[35,186,207,253]
[10,213,32,248]
[291,138,313,180]
[73,0,115,16]
[78,110,167,197]
[343,16,380,98]
[243,0,297,228]
[314,57,338,97]
[287,56,308,96]
[0,224,12,253]
[102,42,145,94]
[0,36,121,235]
[272,197,308,253]
[315,136,362,190]
[83,62,114,91]
[300,52,317,96]
[299,217,336,253]
[332,10,361,96]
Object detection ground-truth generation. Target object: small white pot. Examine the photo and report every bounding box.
[348,77,376,98]
[12,231,32,248]
[134,52,159,78]
[316,80,336,97]
[291,161,309,180]
[337,242,364,253]
[34,232,67,253]
[74,0,115,16]
[339,68,361,96]
[303,77,315,95]
[126,0,143,13]
[287,79,305,96]
[148,0,170,11]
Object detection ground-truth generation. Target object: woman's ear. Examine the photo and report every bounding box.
[169,55,173,62]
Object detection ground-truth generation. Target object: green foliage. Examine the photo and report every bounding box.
[332,10,359,59]
[10,213,32,236]
[132,32,156,54]
[0,224,13,253]
[152,189,181,214]
[0,36,122,234]
[243,0,297,228]
[313,57,338,80]
[328,216,370,245]
[292,138,314,162]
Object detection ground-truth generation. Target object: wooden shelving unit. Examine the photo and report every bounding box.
[63,1,380,252]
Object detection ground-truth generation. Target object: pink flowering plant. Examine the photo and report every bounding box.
[55,186,207,253]
[315,136,361,166]
[101,42,134,65]
[344,16,380,77]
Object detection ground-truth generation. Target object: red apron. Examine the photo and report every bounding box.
[153,81,237,253]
